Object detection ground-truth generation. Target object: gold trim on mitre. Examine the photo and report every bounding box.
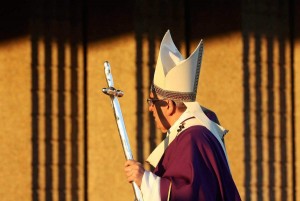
[152,30,203,102]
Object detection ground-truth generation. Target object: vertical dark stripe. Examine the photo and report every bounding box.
[31,13,40,201]
[146,0,157,159]
[82,0,88,200]
[265,5,276,197]
[70,1,80,200]
[242,3,251,200]
[57,26,66,201]
[31,0,43,200]
[135,0,144,163]
[289,0,296,199]
[254,33,263,201]
[277,1,290,200]
[184,0,190,56]
[70,44,79,201]
[278,24,288,201]
[267,34,275,201]
[44,1,54,200]
[243,34,251,201]
[148,35,157,156]
[44,14,53,201]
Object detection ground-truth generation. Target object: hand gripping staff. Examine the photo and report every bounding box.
[102,61,144,201]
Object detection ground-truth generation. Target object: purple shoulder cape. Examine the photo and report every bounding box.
[153,111,241,201]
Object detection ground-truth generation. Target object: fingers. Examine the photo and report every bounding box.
[124,160,145,187]
[124,159,139,167]
[124,160,137,178]
[124,165,133,178]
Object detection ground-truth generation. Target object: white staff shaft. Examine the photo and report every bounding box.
[110,97,133,160]
[103,61,144,201]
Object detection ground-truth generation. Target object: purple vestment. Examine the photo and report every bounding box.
[153,116,241,200]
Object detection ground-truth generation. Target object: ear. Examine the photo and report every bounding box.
[166,100,176,116]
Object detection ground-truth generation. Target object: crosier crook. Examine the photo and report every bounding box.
[102,61,144,201]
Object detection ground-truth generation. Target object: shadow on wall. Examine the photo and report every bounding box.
[30,0,85,200]
[242,0,296,200]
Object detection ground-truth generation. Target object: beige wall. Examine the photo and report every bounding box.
[0,37,32,201]
[0,34,86,200]
[0,22,300,201]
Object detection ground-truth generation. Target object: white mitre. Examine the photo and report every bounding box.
[151,30,228,154]
[152,30,202,102]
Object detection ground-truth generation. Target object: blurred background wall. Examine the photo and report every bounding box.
[0,0,299,201]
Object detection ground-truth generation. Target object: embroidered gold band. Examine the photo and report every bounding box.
[151,84,196,102]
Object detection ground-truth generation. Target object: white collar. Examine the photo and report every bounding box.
[146,111,196,167]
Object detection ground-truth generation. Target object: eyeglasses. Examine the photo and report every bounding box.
[146,98,167,106]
